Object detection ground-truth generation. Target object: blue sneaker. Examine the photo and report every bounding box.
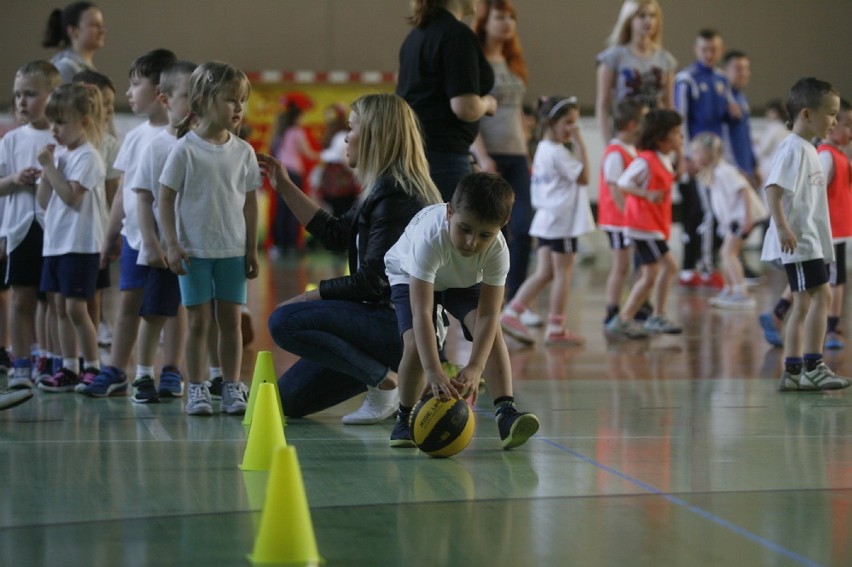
[759,312,783,348]
[158,366,184,398]
[81,366,128,398]
[825,331,845,350]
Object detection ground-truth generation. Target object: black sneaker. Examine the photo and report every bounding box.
[495,403,540,450]
[131,375,160,404]
[634,301,653,322]
[390,412,416,448]
[206,376,224,400]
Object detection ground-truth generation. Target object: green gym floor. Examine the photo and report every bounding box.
[2,251,852,567]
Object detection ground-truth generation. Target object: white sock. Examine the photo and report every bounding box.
[209,366,222,379]
[137,365,154,378]
[84,359,101,371]
[63,357,80,374]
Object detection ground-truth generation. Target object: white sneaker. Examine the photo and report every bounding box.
[185,382,213,416]
[519,309,544,327]
[222,380,249,415]
[342,386,399,424]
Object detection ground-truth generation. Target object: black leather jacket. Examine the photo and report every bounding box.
[307,176,427,305]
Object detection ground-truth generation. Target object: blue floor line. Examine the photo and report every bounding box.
[538,437,825,567]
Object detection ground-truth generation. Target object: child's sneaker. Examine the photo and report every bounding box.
[185,382,213,416]
[0,348,12,373]
[544,329,585,346]
[74,367,101,393]
[9,360,34,390]
[495,402,539,450]
[80,366,128,397]
[131,375,160,404]
[708,290,731,307]
[390,412,416,448]
[158,366,184,398]
[799,362,852,391]
[221,380,249,415]
[519,309,544,327]
[777,370,802,392]
[701,271,725,289]
[205,375,224,400]
[634,301,654,322]
[678,271,703,287]
[342,386,399,424]
[713,292,756,309]
[644,315,683,334]
[32,357,51,385]
[605,317,649,339]
[500,312,535,345]
[38,368,80,393]
[0,387,33,410]
[825,331,845,350]
[758,312,783,348]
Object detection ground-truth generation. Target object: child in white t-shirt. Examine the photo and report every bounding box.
[35,82,106,392]
[384,172,539,450]
[501,96,592,346]
[692,132,767,308]
[159,61,261,416]
[762,78,850,392]
[0,61,60,389]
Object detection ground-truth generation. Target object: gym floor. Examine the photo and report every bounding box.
[2,249,851,567]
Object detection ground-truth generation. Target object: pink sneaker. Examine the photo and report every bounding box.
[38,368,80,393]
[545,329,585,346]
[500,312,535,345]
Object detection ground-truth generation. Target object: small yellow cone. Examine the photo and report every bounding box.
[248,446,322,566]
[244,351,284,427]
[241,470,268,529]
[240,383,287,471]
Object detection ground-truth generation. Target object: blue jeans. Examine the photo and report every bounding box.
[492,154,532,299]
[268,300,402,418]
[427,150,472,202]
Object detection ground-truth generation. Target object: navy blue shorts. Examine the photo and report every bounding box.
[828,243,847,287]
[605,230,630,251]
[40,253,100,299]
[634,239,669,266]
[538,237,579,254]
[785,258,829,292]
[140,266,182,317]
[119,237,149,291]
[6,222,43,288]
[390,283,480,342]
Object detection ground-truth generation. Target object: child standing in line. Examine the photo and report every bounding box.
[817,98,852,350]
[763,78,850,392]
[596,99,646,327]
[605,109,683,338]
[691,132,767,309]
[159,61,261,416]
[0,61,60,389]
[500,96,592,346]
[130,61,196,403]
[81,48,176,398]
[36,82,106,392]
[385,172,539,450]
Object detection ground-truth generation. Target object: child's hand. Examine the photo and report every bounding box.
[12,167,40,186]
[145,244,168,270]
[644,189,664,204]
[453,365,480,404]
[424,367,460,401]
[37,145,55,167]
[245,251,259,279]
[167,245,190,275]
[778,226,797,254]
[100,234,122,268]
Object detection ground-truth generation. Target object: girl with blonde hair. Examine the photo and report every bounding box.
[260,92,442,424]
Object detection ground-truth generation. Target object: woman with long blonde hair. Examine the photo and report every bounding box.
[259,93,441,423]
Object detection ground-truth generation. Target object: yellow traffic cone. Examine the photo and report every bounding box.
[248,445,322,566]
[241,470,267,529]
[240,383,286,471]
[244,351,284,427]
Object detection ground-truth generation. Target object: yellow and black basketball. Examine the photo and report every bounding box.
[410,394,475,458]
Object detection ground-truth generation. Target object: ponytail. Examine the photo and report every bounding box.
[175,112,195,139]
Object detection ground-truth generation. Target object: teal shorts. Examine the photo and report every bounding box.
[178,256,247,306]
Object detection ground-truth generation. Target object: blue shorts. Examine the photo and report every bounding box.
[119,237,149,291]
[141,266,182,316]
[634,239,669,266]
[178,256,246,307]
[40,253,100,299]
[390,283,479,342]
[6,222,43,288]
[538,237,578,254]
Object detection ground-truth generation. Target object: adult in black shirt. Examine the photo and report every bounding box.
[397,0,497,200]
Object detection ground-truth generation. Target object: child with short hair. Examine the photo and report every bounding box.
[385,172,540,450]
[129,61,197,403]
[605,108,683,338]
[36,82,106,392]
[159,61,261,416]
[763,78,850,392]
[691,132,767,308]
[500,96,593,346]
[597,98,646,326]
[81,48,177,397]
[0,61,61,389]
[817,98,852,350]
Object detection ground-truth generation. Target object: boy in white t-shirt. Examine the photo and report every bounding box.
[384,173,539,450]
[761,78,850,392]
